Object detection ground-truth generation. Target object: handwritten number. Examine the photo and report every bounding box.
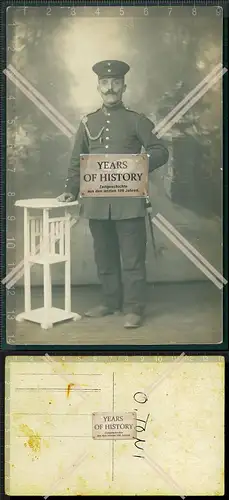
[133,392,148,404]
[135,418,150,433]
[134,436,145,451]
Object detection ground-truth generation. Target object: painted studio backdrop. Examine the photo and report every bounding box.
[7,6,223,286]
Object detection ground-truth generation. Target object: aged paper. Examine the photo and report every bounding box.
[5,355,224,496]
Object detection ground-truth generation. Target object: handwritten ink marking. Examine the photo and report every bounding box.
[132,391,149,459]
[133,392,148,404]
[135,413,150,433]
[134,436,146,453]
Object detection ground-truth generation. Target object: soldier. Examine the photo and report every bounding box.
[58,60,169,328]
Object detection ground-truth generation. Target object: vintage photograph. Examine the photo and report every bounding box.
[5,5,225,345]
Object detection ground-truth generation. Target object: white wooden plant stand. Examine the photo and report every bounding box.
[15,198,81,329]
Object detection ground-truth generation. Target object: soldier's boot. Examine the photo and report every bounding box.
[124,313,143,329]
[84,305,121,318]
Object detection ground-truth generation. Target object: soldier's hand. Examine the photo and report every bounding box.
[57,192,75,203]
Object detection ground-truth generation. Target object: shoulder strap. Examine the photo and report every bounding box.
[81,108,101,124]
[124,106,138,114]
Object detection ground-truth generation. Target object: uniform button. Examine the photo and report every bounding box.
[105,137,110,140]
[105,145,109,149]
[106,120,110,124]
[107,113,110,116]
[106,128,109,131]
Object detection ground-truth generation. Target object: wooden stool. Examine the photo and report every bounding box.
[15,198,81,329]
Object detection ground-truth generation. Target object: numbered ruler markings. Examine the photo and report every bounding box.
[6,14,18,345]
[5,358,13,489]
[2,355,225,366]
[6,4,225,18]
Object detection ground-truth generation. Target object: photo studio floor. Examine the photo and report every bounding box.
[12,281,222,346]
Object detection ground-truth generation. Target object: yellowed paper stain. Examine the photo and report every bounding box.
[19,424,41,453]
[66,383,75,398]
[5,355,224,496]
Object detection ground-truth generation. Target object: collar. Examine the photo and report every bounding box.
[102,102,125,114]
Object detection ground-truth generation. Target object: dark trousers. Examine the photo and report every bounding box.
[89,217,147,315]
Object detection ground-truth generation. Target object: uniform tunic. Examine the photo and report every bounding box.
[64,102,169,315]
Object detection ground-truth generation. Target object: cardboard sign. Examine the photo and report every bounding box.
[92,412,136,440]
[80,154,148,197]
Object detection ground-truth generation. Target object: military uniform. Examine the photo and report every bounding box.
[64,60,169,318]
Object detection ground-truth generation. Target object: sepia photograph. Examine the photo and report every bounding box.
[5,4,226,346]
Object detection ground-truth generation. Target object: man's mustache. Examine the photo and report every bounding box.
[102,91,117,96]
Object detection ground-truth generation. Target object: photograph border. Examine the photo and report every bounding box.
[0,0,228,351]
[0,349,228,498]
